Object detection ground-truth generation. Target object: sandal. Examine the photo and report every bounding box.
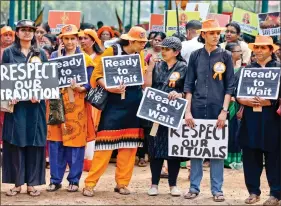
[6,187,21,196]
[263,196,279,206]
[67,183,79,192]
[114,185,130,195]
[27,186,40,197]
[245,194,260,204]
[46,183,62,192]
[82,187,94,197]
[138,158,147,167]
[184,191,199,199]
[213,193,225,202]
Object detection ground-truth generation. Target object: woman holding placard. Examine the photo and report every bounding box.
[144,36,188,197]
[2,20,48,197]
[46,24,95,192]
[83,26,147,197]
[237,36,280,205]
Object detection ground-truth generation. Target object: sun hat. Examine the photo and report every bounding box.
[120,26,148,42]
[197,19,226,33]
[58,24,79,38]
[79,29,102,47]
[248,35,279,52]
[0,26,15,36]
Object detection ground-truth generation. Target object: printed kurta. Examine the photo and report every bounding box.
[47,48,95,147]
[90,46,146,150]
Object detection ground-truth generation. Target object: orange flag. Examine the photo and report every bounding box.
[175,0,188,10]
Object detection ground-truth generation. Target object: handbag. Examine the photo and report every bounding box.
[47,95,65,125]
[85,85,108,110]
[85,44,122,111]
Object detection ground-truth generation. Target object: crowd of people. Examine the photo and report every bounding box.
[0,14,280,206]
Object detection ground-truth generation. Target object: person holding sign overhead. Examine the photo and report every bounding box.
[236,36,280,205]
[144,36,188,197]
[183,19,235,202]
[1,19,48,197]
[46,24,95,193]
[83,26,147,197]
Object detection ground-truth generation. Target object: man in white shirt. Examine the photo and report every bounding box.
[181,20,204,65]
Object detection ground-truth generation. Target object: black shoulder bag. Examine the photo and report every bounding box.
[85,44,122,110]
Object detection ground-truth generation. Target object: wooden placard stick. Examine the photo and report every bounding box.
[150,123,159,136]
[253,106,262,112]
[121,92,125,100]
[67,87,75,103]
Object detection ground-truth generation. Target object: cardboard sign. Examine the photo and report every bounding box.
[185,3,210,21]
[48,10,81,34]
[168,119,229,159]
[164,10,200,36]
[102,54,144,88]
[149,14,164,32]
[0,62,59,101]
[49,53,88,88]
[258,12,280,36]
[207,13,230,27]
[137,87,188,130]
[237,67,281,99]
[232,7,259,36]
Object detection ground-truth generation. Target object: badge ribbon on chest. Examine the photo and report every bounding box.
[213,62,226,80]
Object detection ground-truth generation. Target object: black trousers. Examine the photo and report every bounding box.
[150,158,181,187]
[137,127,149,158]
[242,147,281,200]
[2,141,46,187]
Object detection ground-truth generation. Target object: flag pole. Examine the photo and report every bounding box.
[175,1,180,36]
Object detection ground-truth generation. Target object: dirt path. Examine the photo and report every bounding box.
[1,163,271,205]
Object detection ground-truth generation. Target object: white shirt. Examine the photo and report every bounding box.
[181,36,204,65]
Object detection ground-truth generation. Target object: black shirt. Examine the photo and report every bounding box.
[184,47,235,119]
[152,60,188,93]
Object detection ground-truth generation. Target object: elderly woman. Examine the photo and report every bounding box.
[46,24,95,193]
[237,36,280,205]
[2,19,48,197]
